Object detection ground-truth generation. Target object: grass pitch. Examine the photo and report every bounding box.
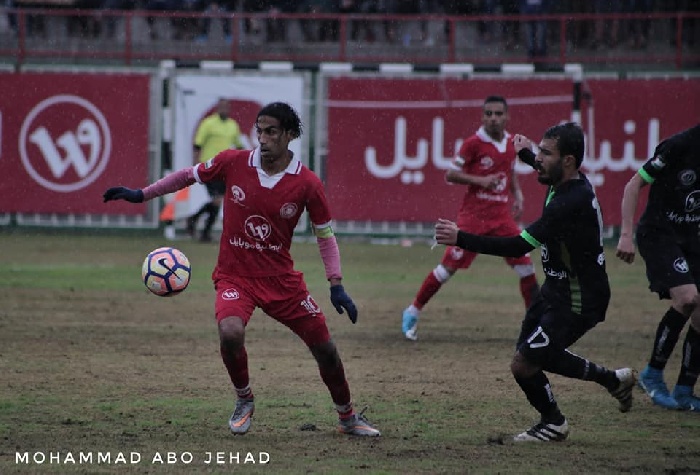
[1,231,700,474]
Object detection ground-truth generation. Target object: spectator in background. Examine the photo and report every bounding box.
[591,0,622,50]
[265,0,296,42]
[440,0,477,44]
[199,0,237,43]
[298,0,339,42]
[500,0,520,50]
[145,0,182,41]
[100,0,137,39]
[519,0,549,60]
[3,0,17,34]
[624,0,652,49]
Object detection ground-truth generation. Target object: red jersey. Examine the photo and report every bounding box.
[452,126,515,224]
[194,148,332,279]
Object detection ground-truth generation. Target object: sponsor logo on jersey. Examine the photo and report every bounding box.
[280,202,298,219]
[244,215,272,241]
[686,191,700,213]
[300,295,321,315]
[480,155,494,169]
[222,288,240,300]
[673,257,689,273]
[231,185,245,203]
[679,169,697,187]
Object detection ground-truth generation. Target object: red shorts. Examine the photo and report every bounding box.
[214,271,331,347]
[441,217,533,269]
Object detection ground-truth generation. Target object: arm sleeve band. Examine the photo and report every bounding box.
[142,168,196,201]
[517,148,540,171]
[317,236,342,280]
[455,231,535,257]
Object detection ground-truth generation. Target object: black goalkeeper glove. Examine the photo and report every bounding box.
[330,284,358,324]
[103,187,144,203]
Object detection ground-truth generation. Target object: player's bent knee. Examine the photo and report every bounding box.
[218,316,245,346]
[672,286,699,316]
[310,340,340,368]
[511,351,539,378]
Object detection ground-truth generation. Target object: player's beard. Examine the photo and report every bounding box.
[537,159,563,186]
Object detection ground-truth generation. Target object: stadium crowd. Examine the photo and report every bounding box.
[5,0,698,53]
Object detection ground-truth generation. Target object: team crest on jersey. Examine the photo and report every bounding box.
[280,202,298,219]
[221,288,240,300]
[679,169,697,187]
[686,191,700,212]
[650,154,666,169]
[300,295,321,315]
[450,247,464,260]
[673,257,689,274]
[480,156,494,168]
[231,185,246,203]
[541,244,549,262]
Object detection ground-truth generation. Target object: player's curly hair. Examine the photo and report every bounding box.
[257,102,303,140]
[544,122,585,168]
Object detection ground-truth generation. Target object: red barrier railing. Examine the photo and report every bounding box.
[0,10,698,68]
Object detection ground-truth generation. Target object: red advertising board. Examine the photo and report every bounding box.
[0,72,150,215]
[325,76,700,226]
[325,77,573,224]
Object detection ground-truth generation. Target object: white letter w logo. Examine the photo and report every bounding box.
[29,119,102,178]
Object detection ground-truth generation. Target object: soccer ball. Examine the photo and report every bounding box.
[141,247,191,297]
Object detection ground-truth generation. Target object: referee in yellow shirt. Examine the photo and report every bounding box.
[187,98,244,242]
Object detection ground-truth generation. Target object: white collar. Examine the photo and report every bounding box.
[476,126,511,154]
[249,147,302,175]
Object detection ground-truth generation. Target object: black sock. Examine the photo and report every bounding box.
[677,325,700,387]
[514,371,564,424]
[544,350,618,391]
[650,307,688,370]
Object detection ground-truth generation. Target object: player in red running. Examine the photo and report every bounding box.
[103,102,380,437]
[402,96,539,340]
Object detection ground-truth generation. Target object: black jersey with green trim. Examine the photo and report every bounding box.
[638,124,700,241]
[520,174,610,320]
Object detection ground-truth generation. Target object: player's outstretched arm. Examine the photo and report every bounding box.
[103,168,196,204]
[435,218,534,257]
[103,187,144,203]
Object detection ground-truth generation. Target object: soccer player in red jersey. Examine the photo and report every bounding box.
[402,96,540,340]
[103,102,380,437]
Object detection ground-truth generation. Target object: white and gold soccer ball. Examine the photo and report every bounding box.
[141,247,191,297]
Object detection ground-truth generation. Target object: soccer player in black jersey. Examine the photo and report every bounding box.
[616,124,700,412]
[435,122,637,442]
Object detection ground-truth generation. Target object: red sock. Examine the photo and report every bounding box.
[220,344,250,394]
[414,272,442,309]
[519,274,539,309]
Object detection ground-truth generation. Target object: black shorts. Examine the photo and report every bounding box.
[516,293,599,367]
[205,180,226,198]
[637,226,700,299]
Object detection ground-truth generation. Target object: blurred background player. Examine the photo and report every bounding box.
[187,98,244,242]
[616,124,700,412]
[401,95,539,340]
[103,102,380,437]
[435,123,636,442]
